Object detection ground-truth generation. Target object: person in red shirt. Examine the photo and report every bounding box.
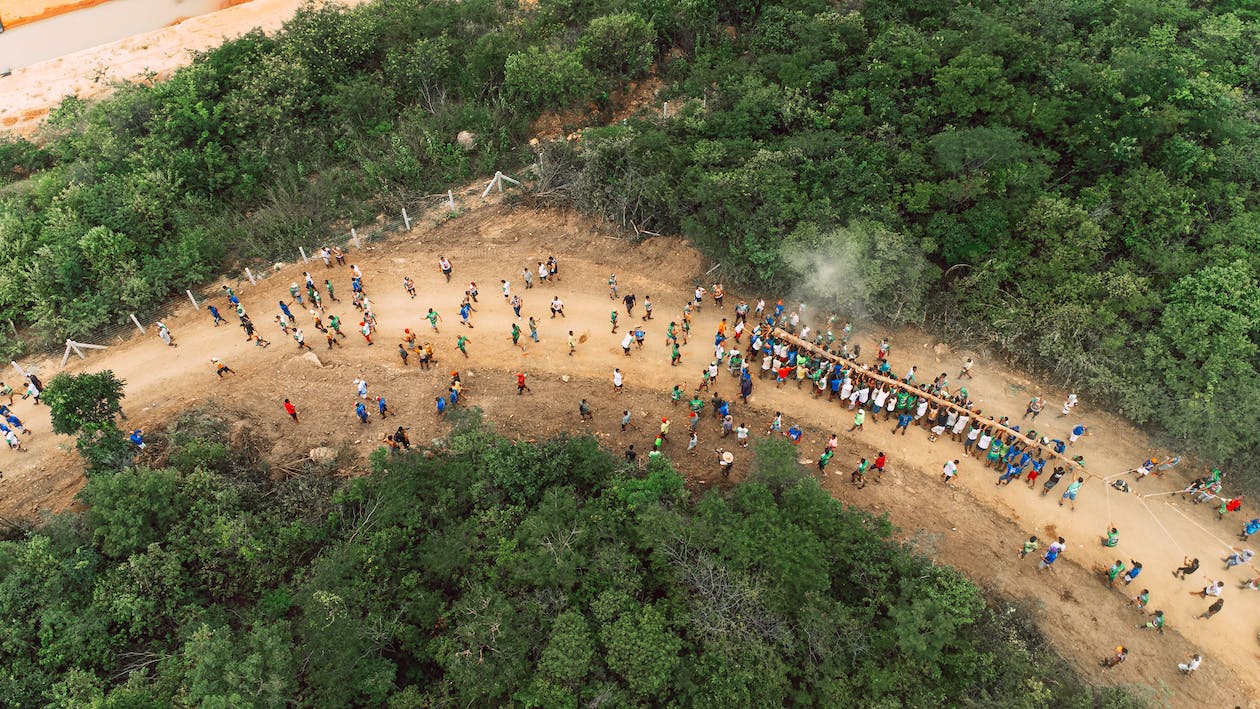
[283,398,298,423]
[516,372,531,395]
[872,451,887,484]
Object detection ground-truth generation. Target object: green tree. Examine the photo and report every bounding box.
[42,371,126,436]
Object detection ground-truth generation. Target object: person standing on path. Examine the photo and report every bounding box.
[439,256,452,282]
[355,401,369,424]
[426,308,441,333]
[623,292,636,317]
[1198,597,1224,619]
[817,448,834,475]
[642,295,653,321]
[516,372,531,395]
[459,301,474,328]
[848,408,866,432]
[613,368,624,394]
[1059,394,1078,417]
[284,399,299,423]
[551,297,565,318]
[294,328,313,351]
[376,396,393,418]
[1024,396,1044,420]
[621,332,633,356]
[457,334,470,357]
[621,410,634,432]
[1039,543,1062,572]
[568,331,577,356]
[579,399,593,422]
[328,279,340,302]
[511,323,522,347]
[942,459,959,483]
[528,317,539,343]
[1060,477,1086,509]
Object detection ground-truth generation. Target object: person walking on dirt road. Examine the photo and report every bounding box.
[284,399,298,423]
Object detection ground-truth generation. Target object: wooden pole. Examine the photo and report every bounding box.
[769,328,1088,474]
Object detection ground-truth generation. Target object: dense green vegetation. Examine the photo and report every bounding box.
[1,0,1258,468]
[0,408,1144,705]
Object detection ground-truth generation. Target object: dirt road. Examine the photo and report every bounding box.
[0,202,1254,705]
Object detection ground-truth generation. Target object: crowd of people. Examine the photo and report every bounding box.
[124,243,1254,688]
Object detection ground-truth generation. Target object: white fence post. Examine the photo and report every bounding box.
[187,290,199,310]
[402,208,411,231]
[299,246,309,263]
[447,190,455,211]
[245,267,257,285]
[10,361,27,378]
[129,314,146,334]
[663,101,669,118]
[352,228,361,248]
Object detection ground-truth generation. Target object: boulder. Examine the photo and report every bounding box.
[302,351,323,367]
[309,446,337,463]
[457,131,476,150]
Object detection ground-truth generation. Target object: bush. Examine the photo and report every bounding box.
[504,46,595,110]
[579,13,658,81]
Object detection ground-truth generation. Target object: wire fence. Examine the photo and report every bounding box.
[19,178,501,372]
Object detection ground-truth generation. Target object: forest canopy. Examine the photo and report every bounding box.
[2,0,1259,474]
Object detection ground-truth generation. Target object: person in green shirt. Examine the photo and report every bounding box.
[688,397,704,413]
[1102,526,1119,548]
[671,385,684,406]
[426,308,441,332]
[610,310,619,333]
[1106,560,1126,585]
[326,279,337,301]
[817,448,834,474]
[671,343,682,366]
[511,323,521,346]
[666,321,677,344]
[1137,610,1164,633]
[328,314,342,337]
[456,335,469,357]
[1018,535,1039,559]
[850,458,869,488]
[1128,588,1149,612]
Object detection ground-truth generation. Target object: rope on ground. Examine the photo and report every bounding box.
[1135,494,1187,557]
[1162,502,1238,554]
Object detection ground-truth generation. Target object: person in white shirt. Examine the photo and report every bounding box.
[942,459,959,482]
[1178,653,1201,674]
[612,368,624,393]
[621,333,633,356]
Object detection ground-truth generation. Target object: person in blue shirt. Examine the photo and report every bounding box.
[6,414,28,435]
[279,300,295,321]
[1240,518,1260,541]
[893,412,913,435]
[998,461,1023,485]
[376,396,391,417]
[128,429,146,450]
[435,396,447,416]
[208,305,224,326]
[786,425,803,444]
[1123,561,1142,585]
[459,302,474,328]
[1069,424,1089,444]
[355,401,369,424]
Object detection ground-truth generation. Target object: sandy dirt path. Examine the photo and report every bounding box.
[0,0,365,135]
[0,201,1254,705]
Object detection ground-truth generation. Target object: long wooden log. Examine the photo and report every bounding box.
[769,328,1089,476]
